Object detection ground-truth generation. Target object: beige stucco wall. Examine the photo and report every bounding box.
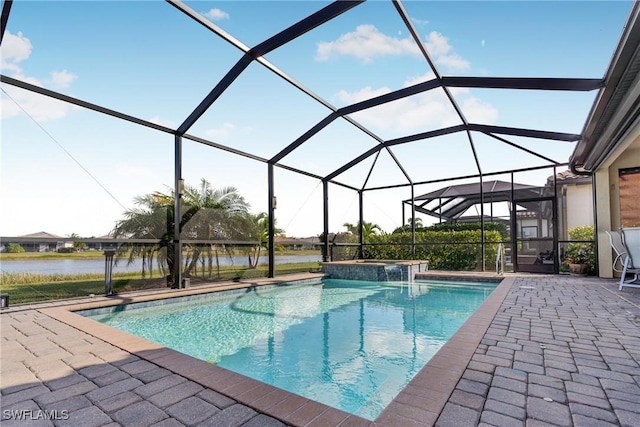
[566,183,594,230]
[595,127,640,277]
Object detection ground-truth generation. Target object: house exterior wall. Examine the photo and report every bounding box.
[595,126,640,278]
[566,184,594,230]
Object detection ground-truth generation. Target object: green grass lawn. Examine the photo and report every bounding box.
[0,262,322,304]
[0,251,109,260]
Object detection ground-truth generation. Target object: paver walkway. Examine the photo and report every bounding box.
[437,276,640,427]
[1,308,288,427]
[1,275,639,426]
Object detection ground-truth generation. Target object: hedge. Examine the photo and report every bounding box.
[363,230,502,271]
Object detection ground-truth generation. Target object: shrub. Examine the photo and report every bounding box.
[6,243,25,253]
[365,229,502,271]
[392,221,508,240]
[565,225,596,274]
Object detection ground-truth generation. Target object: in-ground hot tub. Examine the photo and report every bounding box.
[321,259,429,281]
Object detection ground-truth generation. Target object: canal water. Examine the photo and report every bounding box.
[0,255,322,275]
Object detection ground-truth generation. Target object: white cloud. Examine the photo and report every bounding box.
[203,8,229,21]
[50,69,77,88]
[411,17,429,25]
[1,31,78,121]
[403,72,437,87]
[315,24,418,63]
[336,85,392,104]
[335,72,497,133]
[424,31,470,70]
[1,77,76,122]
[205,122,237,138]
[315,25,469,70]
[461,97,498,124]
[336,73,459,132]
[423,31,451,57]
[437,53,469,70]
[481,39,486,47]
[149,116,176,128]
[0,31,32,72]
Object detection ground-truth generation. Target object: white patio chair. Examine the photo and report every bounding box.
[606,230,640,290]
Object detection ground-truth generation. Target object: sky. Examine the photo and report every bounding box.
[0,0,634,238]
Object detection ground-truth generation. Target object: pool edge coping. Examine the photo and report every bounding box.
[39,273,515,427]
[374,275,514,426]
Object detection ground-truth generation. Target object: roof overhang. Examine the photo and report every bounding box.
[570,2,640,174]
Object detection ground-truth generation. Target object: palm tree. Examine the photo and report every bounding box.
[247,212,285,269]
[112,179,253,286]
[343,222,358,235]
[182,179,251,278]
[112,191,174,283]
[343,221,382,239]
[68,233,87,252]
[406,217,423,228]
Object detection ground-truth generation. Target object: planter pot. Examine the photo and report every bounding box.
[569,263,588,276]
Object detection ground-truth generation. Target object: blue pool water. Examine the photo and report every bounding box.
[82,279,496,420]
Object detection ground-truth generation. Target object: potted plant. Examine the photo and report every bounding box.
[564,225,596,276]
[565,245,590,275]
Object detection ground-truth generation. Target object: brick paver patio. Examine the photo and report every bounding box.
[1,274,639,426]
[437,276,640,427]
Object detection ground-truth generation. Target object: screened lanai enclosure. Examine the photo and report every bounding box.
[1,0,635,298]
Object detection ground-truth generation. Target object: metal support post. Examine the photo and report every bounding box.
[358,190,364,259]
[323,180,330,262]
[174,135,183,289]
[268,163,275,278]
[104,248,116,296]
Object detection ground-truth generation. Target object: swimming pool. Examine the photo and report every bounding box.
[80,278,497,420]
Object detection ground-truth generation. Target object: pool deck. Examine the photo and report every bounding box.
[2,273,640,426]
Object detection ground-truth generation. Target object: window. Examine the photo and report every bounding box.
[619,167,640,227]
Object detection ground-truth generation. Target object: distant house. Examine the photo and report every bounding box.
[274,236,320,250]
[551,170,594,241]
[0,231,118,253]
[85,233,115,251]
[0,231,70,253]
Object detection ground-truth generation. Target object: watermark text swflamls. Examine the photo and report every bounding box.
[3,409,70,421]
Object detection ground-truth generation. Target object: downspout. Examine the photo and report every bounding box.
[511,172,518,272]
[561,184,568,253]
[591,174,599,276]
[570,162,593,176]
[552,166,560,274]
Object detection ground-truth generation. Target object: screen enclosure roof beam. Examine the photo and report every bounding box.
[1,75,176,135]
[469,124,581,142]
[169,0,410,183]
[324,125,467,182]
[394,0,481,176]
[0,0,12,44]
[482,132,562,165]
[0,74,355,190]
[372,162,569,193]
[174,0,362,135]
[442,77,604,91]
